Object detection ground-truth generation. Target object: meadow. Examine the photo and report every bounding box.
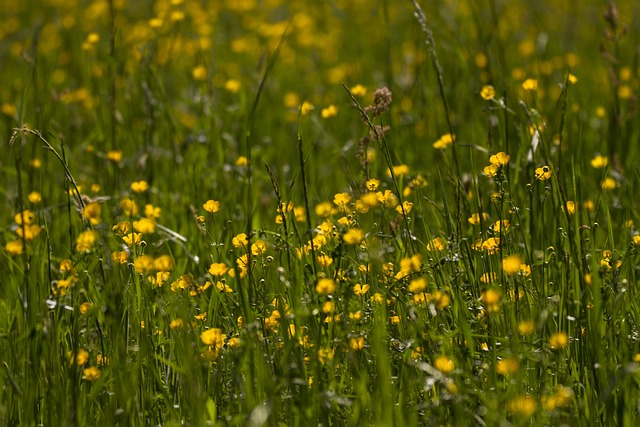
[1,0,640,425]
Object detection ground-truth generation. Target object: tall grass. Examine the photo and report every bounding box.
[1,0,640,425]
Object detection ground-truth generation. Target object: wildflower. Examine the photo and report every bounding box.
[480,272,497,283]
[133,255,154,274]
[120,198,139,216]
[521,79,538,91]
[567,73,578,84]
[353,283,370,296]
[349,337,365,351]
[111,251,128,264]
[333,192,351,210]
[200,328,226,348]
[251,240,267,255]
[395,201,413,215]
[236,156,248,166]
[502,255,522,275]
[468,212,489,225]
[489,152,510,167]
[507,395,536,417]
[315,201,334,217]
[192,65,207,81]
[387,164,410,177]
[492,220,510,233]
[350,84,367,96]
[518,320,536,335]
[480,85,496,100]
[376,190,398,207]
[481,288,501,314]
[433,290,450,309]
[79,302,93,315]
[14,210,36,225]
[481,237,500,254]
[145,204,161,218]
[69,349,90,365]
[203,199,221,213]
[549,332,569,350]
[5,240,23,256]
[426,237,445,251]
[82,367,102,381]
[224,79,240,93]
[122,233,142,247]
[542,386,573,411]
[343,228,364,245]
[321,105,338,118]
[496,358,520,376]
[590,155,608,169]
[600,177,616,191]
[317,253,333,267]
[632,235,640,246]
[232,233,248,248]
[130,181,149,193]
[534,166,552,180]
[315,278,336,295]
[79,202,101,225]
[318,347,335,364]
[408,277,427,293]
[133,218,156,234]
[300,101,314,115]
[483,164,498,178]
[519,264,532,276]
[153,255,174,271]
[433,133,455,149]
[365,179,380,191]
[76,230,98,252]
[170,319,183,330]
[28,191,42,203]
[434,355,455,373]
[564,201,576,214]
[107,150,123,163]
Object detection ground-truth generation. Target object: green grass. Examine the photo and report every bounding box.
[2,0,640,425]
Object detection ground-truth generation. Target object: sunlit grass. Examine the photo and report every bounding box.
[1,0,640,425]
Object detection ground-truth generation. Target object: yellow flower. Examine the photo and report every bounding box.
[300,101,314,115]
[232,233,249,248]
[408,277,427,293]
[468,212,489,225]
[492,220,510,233]
[251,240,267,255]
[353,283,370,296]
[518,320,535,335]
[481,288,501,314]
[480,85,495,100]
[502,255,522,275]
[426,237,445,251]
[433,133,455,149]
[315,278,336,295]
[489,152,510,167]
[28,191,42,203]
[349,337,365,351]
[200,328,226,348]
[365,179,380,191]
[69,349,90,365]
[567,73,578,84]
[542,386,573,411]
[564,201,576,214]
[600,177,616,191]
[120,198,139,216]
[153,255,174,271]
[321,105,338,118]
[521,78,538,91]
[350,84,367,96]
[203,199,220,213]
[549,332,569,350]
[434,355,455,373]
[79,302,93,315]
[534,166,552,180]
[5,240,23,256]
[82,366,102,381]
[590,155,608,169]
[496,358,520,375]
[224,79,241,93]
[133,218,156,234]
[122,232,142,247]
[170,319,184,330]
[192,65,207,81]
[130,180,149,193]
[107,150,123,163]
[483,164,498,178]
[76,230,98,252]
[507,395,536,417]
[343,228,364,245]
[395,201,413,215]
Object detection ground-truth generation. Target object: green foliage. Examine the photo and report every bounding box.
[1,0,640,425]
